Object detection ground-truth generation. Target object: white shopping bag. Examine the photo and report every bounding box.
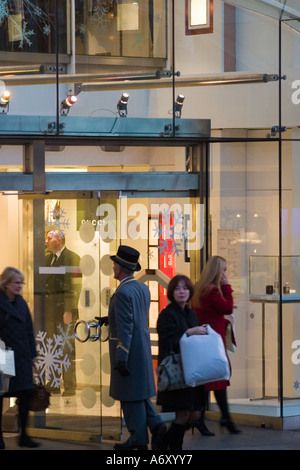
[180,325,230,387]
[0,339,15,396]
[0,339,15,377]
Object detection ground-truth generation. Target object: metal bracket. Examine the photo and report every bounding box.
[46,121,66,134]
[268,125,287,137]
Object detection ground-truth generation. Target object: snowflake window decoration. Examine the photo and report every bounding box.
[34,331,71,389]
[17,21,35,49]
[90,6,112,32]
[0,0,52,49]
[152,208,184,257]
[45,203,70,233]
[0,0,9,22]
[57,323,75,353]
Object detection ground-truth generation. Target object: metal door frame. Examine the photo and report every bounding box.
[1,136,210,443]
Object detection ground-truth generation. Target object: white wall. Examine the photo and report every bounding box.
[3,2,300,132]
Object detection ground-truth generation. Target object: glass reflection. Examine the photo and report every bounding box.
[0,0,67,53]
[75,0,166,58]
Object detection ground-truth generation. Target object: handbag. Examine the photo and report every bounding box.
[0,372,10,396]
[156,352,187,392]
[29,382,51,412]
[225,320,236,354]
[180,325,230,387]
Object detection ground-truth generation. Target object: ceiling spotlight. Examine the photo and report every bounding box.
[60,94,78,115]
[0,89,11,113]
[174,94,185,118]
[117,93,129,117]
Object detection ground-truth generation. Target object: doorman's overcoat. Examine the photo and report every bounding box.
[108,277,156,401]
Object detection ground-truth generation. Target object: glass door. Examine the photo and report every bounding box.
[20,189,202,442]
[22,192,121,441]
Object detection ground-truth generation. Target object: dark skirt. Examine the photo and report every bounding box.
[157,384,206,412]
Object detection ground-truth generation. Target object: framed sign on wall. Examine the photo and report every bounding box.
[185,0,213,35]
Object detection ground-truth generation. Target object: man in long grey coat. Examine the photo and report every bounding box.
[108,245,166,450]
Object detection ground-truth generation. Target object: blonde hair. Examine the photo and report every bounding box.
[0,267,24,293]
[193,256,227,307]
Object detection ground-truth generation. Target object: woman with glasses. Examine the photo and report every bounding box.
[0,267,39,449]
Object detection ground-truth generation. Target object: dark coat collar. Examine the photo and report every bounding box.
[165,301,191,316]
[0,290,25,322]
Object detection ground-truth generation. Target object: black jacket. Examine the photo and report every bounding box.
[156,301,200,363]
[156,301,204,411]
[45,247,82,323]
[0,290,36,394]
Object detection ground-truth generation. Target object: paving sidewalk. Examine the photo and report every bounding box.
[2,420,300,452]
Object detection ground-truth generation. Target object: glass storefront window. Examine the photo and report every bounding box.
[75,0,166,58]
[281,138,300,415]
[0,0,67,53]
[208,139,281,418]
[2,0,300,442]
[0,0,166,59]
[15,188,202,440]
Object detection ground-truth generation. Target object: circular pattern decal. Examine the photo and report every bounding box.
[101,386,115,408]
[100,254,113,276]
[79,288,96,309]
[100,352,111,375]
[81,387,97,409]
[80,353,97,376]
[79,221,95,243]
[80,254,96,277]
[100,287,113,308]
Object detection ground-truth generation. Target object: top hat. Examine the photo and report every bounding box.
[110,245,141,271]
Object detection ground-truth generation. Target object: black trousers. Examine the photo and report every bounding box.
[0,390,31,437]
[214,389,230,420]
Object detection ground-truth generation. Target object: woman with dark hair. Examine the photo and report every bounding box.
[0,267,39,449]
[156,274,207,450]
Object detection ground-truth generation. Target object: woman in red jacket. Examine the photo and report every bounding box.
[193,256,240,434]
